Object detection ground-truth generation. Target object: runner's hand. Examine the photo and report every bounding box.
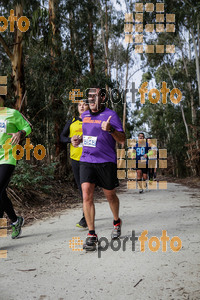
[7,132,21,145]
[71,135,81,147]
[101,116,112,131]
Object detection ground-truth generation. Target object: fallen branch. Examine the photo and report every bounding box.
[7,187,22,206]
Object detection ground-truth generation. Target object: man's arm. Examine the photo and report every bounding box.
[101,115,125,145]
[109,130,126,145]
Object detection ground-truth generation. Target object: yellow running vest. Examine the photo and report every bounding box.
[69,118,83,161]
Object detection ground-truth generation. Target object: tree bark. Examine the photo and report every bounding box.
[88,16,95,75]
[49,0,62,159]
[122,45,130,133]
[0,4,25,111]
[181,49,196,125]
[191,28,200,106]
[165,64,196,175]
[101,2,109,76]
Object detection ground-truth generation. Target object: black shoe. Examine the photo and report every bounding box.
[139,189,144,194]
[83,233,98,251]
[76,216,87,228]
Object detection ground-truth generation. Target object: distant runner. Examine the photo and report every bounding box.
[60,101,89,228]
[134,133,149,194]
[75,87,126,251]
[147,138,157,181]
[0,95,32,238]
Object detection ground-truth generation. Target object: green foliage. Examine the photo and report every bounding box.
[10,161,57,192]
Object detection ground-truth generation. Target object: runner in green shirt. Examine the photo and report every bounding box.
[0,95,31,238]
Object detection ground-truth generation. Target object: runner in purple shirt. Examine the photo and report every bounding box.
[74,87,126,251]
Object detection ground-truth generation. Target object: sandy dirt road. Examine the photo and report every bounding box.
[0,182,200,300]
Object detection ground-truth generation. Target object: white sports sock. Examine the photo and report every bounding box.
[12,219,18,225]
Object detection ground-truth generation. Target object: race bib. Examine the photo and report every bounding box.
[141,156,147,161]
[83,135,97,147]
[0,120,7,133]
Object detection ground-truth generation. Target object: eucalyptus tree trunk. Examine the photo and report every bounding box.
[49,0,62,160]
[0,4,25,111]
[190,28,200,106]
[122,45,130,133]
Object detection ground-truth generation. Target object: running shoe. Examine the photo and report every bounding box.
[139,189,144,194]
[83,233,99,251]
[149,176,153,182]
[111,219,122,240]
[76,216,87,228]
[11,216,24,239]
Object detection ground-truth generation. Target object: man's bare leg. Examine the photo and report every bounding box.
[137,169,143,191]
[103,188,119,221]
[143,173,147,189]
[82,182,95,230]
[103,188,121,239]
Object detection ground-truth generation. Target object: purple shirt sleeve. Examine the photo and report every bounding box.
[110,111,124,132]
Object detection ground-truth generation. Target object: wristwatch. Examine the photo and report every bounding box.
[19,130,25,138]
[108,126,115,134]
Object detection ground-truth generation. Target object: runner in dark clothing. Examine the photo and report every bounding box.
[134,133,149,193]
[60,101,89,228]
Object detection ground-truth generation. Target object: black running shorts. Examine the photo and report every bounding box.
[136,162,148,174]
[80,162,119,190]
